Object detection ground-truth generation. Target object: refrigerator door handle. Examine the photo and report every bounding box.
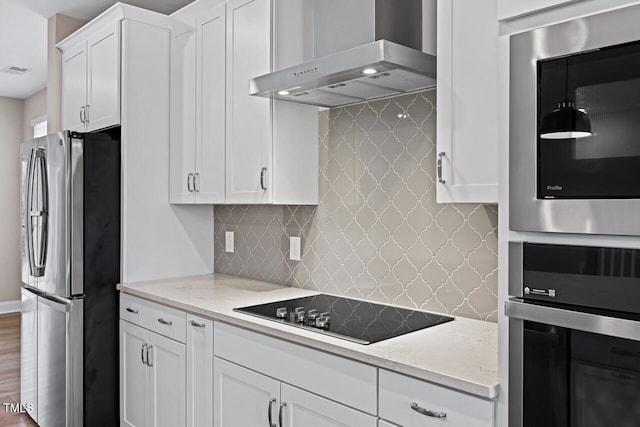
[26,148,37,277]
[70,137,84,296]
[38,293,72,313]
[33,150,49,275]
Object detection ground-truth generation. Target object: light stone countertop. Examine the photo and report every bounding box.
[117,273,499,399]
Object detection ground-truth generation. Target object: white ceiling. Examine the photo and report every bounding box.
[0,0,194,99]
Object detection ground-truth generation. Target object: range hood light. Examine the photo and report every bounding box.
[278,90,290,96]
[362,68,378,75]
[369,72,390,80]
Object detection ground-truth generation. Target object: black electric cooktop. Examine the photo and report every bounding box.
[234,294,454,345]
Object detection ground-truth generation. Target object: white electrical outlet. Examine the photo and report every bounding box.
[225,231,234,253]
[290,236,301,261]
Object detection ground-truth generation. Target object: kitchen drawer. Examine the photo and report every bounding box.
[379,370,495,427]
[214,322,377,415]
[120,293,186,343]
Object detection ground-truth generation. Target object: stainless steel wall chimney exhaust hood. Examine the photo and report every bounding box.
[249,0,436,108]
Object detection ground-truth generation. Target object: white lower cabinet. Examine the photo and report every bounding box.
[378,369,495,427]
[213,357,376,427]
[186,315,214,427]
[121,321,148,427]
[281,383,376,427]
[120,320,186,427]
[213,357,280,427]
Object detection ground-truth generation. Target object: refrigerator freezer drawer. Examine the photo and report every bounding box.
[37,294,83,427]
[20,289,38,423]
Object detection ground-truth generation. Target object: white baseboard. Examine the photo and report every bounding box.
[0,300,20,314]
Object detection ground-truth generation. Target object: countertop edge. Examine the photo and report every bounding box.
[117,283,499,400]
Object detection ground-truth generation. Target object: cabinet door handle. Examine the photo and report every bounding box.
[141,343,148,365]
[410,402,447,418]
[267,398,276,427]
[187,173,194,192]
[126,307,138,314]
[260,167,267,191]
[84,105,89,123]
[189,320,205,328]
[194,172,200,192]
[80,106,85,124]
[157,318,173,326]
[437,152,446,184]
[146,345,153,367]
[278,402,286,427]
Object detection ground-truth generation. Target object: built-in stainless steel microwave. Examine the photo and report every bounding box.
[510,4,640,236]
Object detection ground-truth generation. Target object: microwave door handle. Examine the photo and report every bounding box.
[26,149,37,277]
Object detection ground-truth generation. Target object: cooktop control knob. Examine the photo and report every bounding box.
[307,309,319,326]
[294,307,306,323]
[316,315,331,330]
[276,307,288,320]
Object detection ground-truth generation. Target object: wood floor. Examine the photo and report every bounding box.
[0,313,37,427]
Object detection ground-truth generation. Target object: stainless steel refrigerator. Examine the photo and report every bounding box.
[20,130,120,427]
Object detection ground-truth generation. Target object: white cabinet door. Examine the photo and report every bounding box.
[62,43,88,132]
[148,331,186,427]
[213,357,280,427]
[280,384,377,427]
[120,320,148,427]
[196,4,227,204]
[497,0,580,20]
[186,315,213,427]
[436,0,499,204]
[86,23,121,132]
[170,24,197,204]
[225,0,272,204]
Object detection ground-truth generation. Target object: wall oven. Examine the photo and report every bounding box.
[506,242,640,427]
[510,4,640,236]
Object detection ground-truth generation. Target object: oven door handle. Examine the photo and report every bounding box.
[506,298,640,341]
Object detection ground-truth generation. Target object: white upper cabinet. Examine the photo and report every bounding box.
[170,0,319,205]
[497,0,581,20]
[196,6,227,204]
[171,1,226,204]
[225,0,272,204]
[62,23,120,132]
[436,0,499,204]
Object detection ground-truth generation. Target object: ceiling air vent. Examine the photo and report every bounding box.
[1,65,29,75]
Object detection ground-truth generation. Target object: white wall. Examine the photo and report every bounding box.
[23,88,47,140]
[0,97,25,303]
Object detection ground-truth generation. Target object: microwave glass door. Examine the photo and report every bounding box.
[537,41,640,199]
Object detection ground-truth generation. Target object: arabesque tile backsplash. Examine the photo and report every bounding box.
[214,90,499,322]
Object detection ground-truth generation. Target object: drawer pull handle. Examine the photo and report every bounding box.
[126,307,138,314]
[411,402,447,419]
[437,152,446,184]
[189,320,205,328]
[146,345,153,367]
[278,402,286,427]
[157,318,173,326]
[141,343,147,365]
[267,398,276,427]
